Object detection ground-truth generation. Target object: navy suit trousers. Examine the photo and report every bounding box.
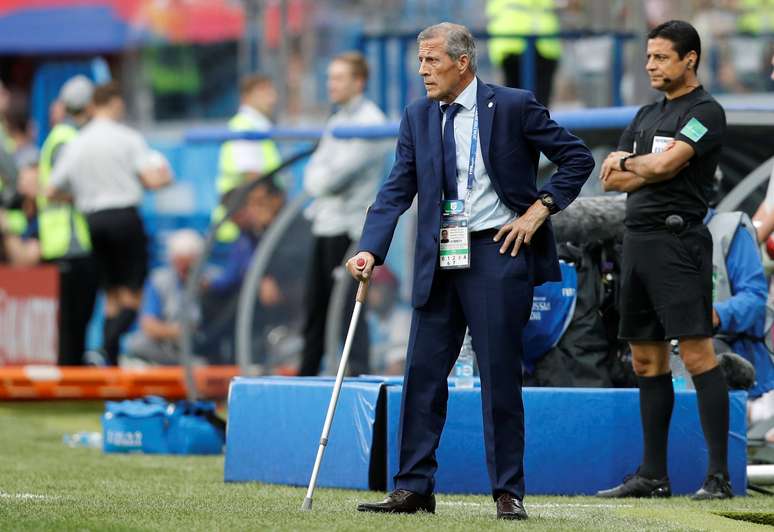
[394,232,534,500]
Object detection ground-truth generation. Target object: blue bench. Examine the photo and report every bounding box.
[225,377,747,495]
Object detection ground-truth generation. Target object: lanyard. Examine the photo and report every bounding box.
[463,106,478,211]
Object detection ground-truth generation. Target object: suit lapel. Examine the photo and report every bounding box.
[428,102,443,191]
[477,78,495,179]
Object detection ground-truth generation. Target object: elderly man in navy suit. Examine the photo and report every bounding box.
[348,22,594,520]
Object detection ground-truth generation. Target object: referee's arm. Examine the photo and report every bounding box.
[600,142,691,191]
[611,141,692,182]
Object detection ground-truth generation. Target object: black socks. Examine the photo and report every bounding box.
[103,308,138,366]
[637,372,674,479]
[693,365,730,478]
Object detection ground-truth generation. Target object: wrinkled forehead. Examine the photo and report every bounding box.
[418,36,448,58]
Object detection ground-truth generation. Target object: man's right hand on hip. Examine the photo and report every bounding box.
[346,251,375,281]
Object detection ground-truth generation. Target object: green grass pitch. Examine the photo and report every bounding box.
[1,401,772,531]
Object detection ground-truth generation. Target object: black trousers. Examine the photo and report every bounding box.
[299,234,370,376]
[502,53,558,107]
[55,256,98,365]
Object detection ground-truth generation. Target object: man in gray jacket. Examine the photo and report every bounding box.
[298,51,389,376]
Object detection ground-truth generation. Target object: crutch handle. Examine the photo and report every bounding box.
[356,278,370,304]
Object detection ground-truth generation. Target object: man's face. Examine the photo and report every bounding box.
[107,96,125,120]
[418,36,464,102]
[171,253,197,279]
[327,60,363,105]
[243,184,283,231]
[645,37,695,92]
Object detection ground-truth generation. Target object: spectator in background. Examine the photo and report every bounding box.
[214,74,281,242]
[35,75,99,365]
[4,93,38,172]
[298,51,389,377]
[486,0,562,106]
[751,53,774,243]
[200,178,286,362]
[49,82,172,366]
[126,229,203,365]
[366,266,411,375]
[0,79,18,212]
[706,208,774,400]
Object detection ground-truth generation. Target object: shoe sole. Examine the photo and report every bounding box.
[690,494,733,501]
[596,490,671,499]
[497,513,528,520]
[356,506,435,514]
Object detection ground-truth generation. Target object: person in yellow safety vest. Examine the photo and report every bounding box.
[214,74,281,242]
[738,0,774,34]
[486,0,562,106]
[38,75,99,365]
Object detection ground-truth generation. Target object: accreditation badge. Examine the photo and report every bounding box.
[439,199,470,270]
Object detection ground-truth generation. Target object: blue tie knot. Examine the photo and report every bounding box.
[442,102,462,120]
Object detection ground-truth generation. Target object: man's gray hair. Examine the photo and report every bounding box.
[417,22,477,73]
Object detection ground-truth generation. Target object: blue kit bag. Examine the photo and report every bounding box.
[522,260,578,371]
[102,396,225,455]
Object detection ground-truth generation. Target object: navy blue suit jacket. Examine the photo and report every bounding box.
[359,79,595,308]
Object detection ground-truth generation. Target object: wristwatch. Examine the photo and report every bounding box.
[538,193,559,215]
[619,153,636,172]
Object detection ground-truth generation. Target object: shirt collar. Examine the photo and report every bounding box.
[661,84,704,108]
[440,77,477,111]
[238,104,270,123]
[339,94,365,113]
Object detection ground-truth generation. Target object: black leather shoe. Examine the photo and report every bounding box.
[691,473,733,500]
[356,489,435,514]
[495,493,528,520]
[596,472,671,498]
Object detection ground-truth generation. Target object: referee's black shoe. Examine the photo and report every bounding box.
[691,473,733,500]
[596,471,671,498]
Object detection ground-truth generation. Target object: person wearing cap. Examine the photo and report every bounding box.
[13,75,99,364]
[49,81,172,366]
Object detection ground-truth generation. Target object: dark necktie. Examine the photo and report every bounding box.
[441,103,462,200]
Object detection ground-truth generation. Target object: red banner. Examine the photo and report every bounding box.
[0,265,59,366]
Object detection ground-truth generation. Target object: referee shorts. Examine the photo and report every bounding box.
[86,206,148,292]
[619,224,713,342]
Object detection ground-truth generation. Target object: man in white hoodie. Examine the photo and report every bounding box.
[298,51,389,376]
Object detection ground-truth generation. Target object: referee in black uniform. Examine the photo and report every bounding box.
[597,20,731,500]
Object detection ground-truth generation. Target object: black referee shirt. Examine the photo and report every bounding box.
[618,86,726,231]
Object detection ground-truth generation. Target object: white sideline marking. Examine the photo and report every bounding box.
[438,501,633,509]
[0,491,54,501]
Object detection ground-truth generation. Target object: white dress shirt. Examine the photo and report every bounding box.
[441,78,515,231]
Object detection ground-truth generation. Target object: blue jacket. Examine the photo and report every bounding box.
[710,213,774,398]
[358,79,595,307]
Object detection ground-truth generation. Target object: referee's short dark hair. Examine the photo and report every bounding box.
[240,74,274,97]
[92,82,122,107]
[648,20,702,72]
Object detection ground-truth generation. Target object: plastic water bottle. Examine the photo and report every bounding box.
[454,330,476,388]
[670,353,690,390]
[63,431,103,449]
